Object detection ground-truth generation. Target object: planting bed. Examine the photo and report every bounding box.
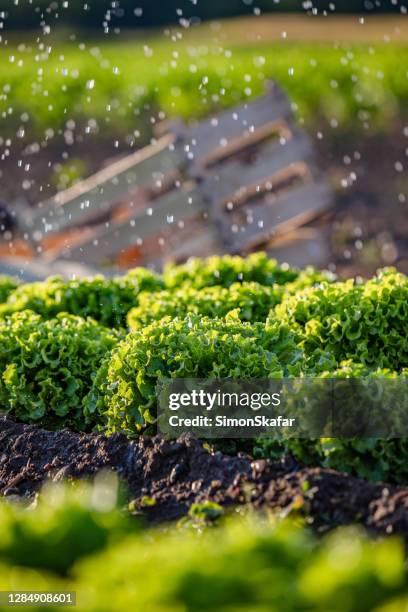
[2,416,408,538]
[0,252,407,610]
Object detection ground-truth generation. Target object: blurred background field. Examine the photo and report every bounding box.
[0,11,407,275]
[1,16,406,145]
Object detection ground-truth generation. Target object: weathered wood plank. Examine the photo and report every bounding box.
[151,225,222,266]
[0,256,103,282]
[203,132,312,206]
[227,182,332,252]
[183,83,292,164]
[154,118,185,139]
[199,120,293,168]
[49,187,207,264]
[267,228,329,268]
[20,135,186,237]
[44,132,322,264]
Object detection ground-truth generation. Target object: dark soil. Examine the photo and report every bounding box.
[321,127,408,278]
[1,416,408,537]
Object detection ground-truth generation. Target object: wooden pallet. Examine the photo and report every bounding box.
[9,82,332,270]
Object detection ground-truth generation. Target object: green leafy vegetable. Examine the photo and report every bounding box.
[0,275,21,304]
[0,268,163,328]
[127,282,283,329]
[0,254,406,484]
[273,268,408,372]
[0,478,137,576]
[1,482,406,612]
[86,314,303,435]
[163,252,298,289]
[128,267,336,330]
[0,311,119,429]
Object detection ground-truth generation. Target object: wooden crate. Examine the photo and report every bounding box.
[9,82,332,270]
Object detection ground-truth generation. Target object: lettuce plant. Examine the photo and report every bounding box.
[273,269,408,372]
[256,362,408,482]
[0,275,20,304]
[85,314,303,435]
[163,252,299,289]
[128,268,336,330]
[0,310,119,429]
[127,282,283,329]
[0,268,163,328]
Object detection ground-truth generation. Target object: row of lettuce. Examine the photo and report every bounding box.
[1,479,408,612]
[0,253,407,481]
[2,41,407,143]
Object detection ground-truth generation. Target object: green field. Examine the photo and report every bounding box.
[1,33,407,144]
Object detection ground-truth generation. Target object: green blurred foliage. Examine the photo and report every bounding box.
[0,482,408,612]
[0,476,137,575]
[0,39,406,142]
[50,158,87,191]
[0,275,21,304]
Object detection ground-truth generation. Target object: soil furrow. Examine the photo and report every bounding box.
[1,416,408,535]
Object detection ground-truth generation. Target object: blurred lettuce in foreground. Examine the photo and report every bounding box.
[0,474,136,576]
[0,480,407,612]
